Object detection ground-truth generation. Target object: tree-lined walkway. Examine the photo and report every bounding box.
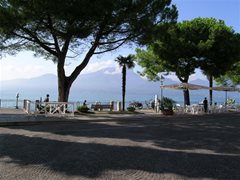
[0,113,240,179]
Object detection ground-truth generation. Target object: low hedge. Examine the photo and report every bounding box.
[77,105,89,113]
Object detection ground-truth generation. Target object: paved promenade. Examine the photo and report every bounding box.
[0,111,240,179]
[0,108,26,114]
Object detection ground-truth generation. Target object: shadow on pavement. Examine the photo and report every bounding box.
[0,134,239,179]
[7,113,240,155]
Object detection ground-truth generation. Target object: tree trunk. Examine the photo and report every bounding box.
[57,58,72,102]
[180,79,190,106]
[122,65,126,111]
[58,76,71,102]
[55,35,100,102]
[209,75,213,106]
[183,89,190,106]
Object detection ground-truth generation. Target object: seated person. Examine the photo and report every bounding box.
[44,94,50,102]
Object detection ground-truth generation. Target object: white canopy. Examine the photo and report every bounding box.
[160,83,239,104]
[211,86,240,104]
[211,86,240,92]
[160,83,210,90]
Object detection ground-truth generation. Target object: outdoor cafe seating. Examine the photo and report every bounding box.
[161,82,240,115]
[184,104,204,114]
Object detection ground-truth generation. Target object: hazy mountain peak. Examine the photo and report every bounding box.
[1,67,212,102]
[103,67,121,75]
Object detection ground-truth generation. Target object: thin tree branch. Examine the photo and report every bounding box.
[98,37,129,45]
[94,35,133,55]
[68,28,104,82]
[20,27,58,56]
[94,41,126,55]
[47,14,61,54]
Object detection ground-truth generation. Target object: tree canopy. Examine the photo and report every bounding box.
[0,0,177,101]
[194,18,240,105]
[136,18,240,105]
[197,19,240,77]
[215,61,240,86]
[136,21,200,105]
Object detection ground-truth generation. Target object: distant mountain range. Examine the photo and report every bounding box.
[0,67,211,101]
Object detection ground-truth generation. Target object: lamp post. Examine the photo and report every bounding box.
[225,90,227,105]
[160,75,164,109]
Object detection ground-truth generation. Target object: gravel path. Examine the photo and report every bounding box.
[0,113,240,179]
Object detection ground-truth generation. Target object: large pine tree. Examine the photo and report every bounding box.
[0,0,177,102]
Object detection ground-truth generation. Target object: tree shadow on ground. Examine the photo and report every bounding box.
[7,113,240,155]
[0,134,239,179]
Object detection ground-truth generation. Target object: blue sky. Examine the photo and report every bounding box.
[174,0,240,32]
[0,0,239,81]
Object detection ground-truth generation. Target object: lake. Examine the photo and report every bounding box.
[1,88,239,108]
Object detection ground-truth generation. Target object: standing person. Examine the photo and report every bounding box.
[44,94,49,102]
[83,100,87,106]
[16,93,19,109]
[203,97,208,113]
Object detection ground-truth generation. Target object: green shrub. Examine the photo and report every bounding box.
[227,98,235,105]
[77,105,89,113]
[161,97,176,110]
[127,106,135,112]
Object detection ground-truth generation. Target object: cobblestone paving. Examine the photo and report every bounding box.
[0,113,240,179]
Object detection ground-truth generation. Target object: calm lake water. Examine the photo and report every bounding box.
[1,88,239,108]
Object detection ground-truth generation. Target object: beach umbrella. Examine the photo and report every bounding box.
[211,86,240,104]
[160,83,210,105]
[211,86,240,92]
[160,83,210,90]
